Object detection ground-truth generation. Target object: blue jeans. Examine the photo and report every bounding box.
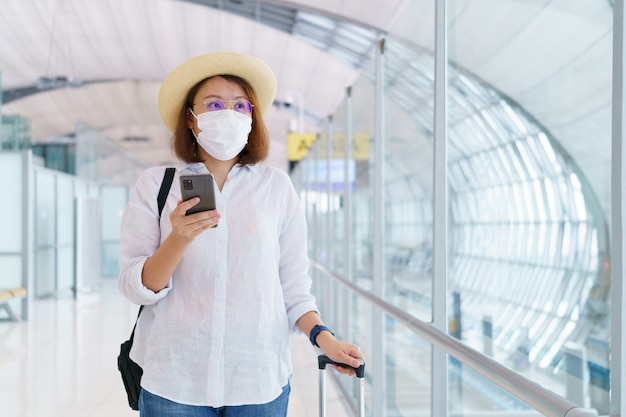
[139,383,290,417]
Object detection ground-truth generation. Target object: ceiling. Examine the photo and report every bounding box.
[0,0,616,216]
[384,0,614,217]
[0,0,405,173]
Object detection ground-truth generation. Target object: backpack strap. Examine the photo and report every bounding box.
[157,167,176,217]
[132,167,176,328]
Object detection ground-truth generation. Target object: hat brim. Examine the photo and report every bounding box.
[158,52,277,133]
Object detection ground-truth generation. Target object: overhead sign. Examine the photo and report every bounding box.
[332,132,371,161]
[288,131,372,161]
[287,132,317,161]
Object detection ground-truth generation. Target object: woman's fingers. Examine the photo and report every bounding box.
[324,342,365,376]
[170,199,220,239]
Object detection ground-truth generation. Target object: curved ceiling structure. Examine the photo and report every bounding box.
[0,0,405,171]
[0,0,615,213]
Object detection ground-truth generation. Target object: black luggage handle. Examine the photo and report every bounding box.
[317,354,365,378]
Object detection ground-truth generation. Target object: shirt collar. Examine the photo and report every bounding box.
[178,161,258,175]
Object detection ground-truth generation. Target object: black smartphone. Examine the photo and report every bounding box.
[179,173,217,215]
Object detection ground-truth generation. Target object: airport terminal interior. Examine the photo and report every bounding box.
[1,0,625,416]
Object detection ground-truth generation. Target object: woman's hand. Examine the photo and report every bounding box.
[295,312,365,377]
[141,198,220,292]
[316,334,365,377]
[169,198,221,245]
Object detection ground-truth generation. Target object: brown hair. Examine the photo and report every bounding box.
[171,75,270,164]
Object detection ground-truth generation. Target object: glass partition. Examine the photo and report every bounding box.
[75,120,148,185]
[56,175,75,292]
[381,40,435,323]
[446,1,611,413]
[101,185,129,277]
[0,152,28,318]
[298,0,614,415]
[34,170,57,297]
[19,161,102,298]
[1,114,31,150]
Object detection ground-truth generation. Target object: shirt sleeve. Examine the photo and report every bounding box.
[118,167,173,305]
[275,170,319,332]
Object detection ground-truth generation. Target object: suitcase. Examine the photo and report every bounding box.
[318,354,366,417]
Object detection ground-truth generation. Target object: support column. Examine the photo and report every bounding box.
[611,0,625,414]
[432,0,449,415]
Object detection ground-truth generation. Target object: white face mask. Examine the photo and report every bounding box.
[191,109,252,161]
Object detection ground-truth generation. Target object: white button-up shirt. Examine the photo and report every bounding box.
[118,162,318,407]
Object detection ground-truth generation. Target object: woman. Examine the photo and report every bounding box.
[118,52,364,416]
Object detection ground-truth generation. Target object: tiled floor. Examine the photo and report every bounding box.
[0,279,351,417]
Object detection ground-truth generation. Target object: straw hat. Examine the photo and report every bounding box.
[158,52,277,133]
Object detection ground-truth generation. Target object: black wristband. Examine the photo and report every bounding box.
[309,324,334,347]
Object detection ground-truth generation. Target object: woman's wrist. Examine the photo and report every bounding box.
[315,330,336,350]
[166,231,193,250]
[309,324,334,347]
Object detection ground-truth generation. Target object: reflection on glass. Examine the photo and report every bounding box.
[297,0,612,413]
[35,249,55,297]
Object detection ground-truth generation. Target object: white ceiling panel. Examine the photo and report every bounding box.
[1,0,615,207]
[1,0,369,179]
[279,0,410,30]
[385,0,614,217]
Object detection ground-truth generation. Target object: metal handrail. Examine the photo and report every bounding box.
[310,260,598,417]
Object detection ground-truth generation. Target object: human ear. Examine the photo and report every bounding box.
[186,108,197,131]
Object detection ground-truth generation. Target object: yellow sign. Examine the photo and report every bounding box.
[326,132,371,160]
[288,131,372,161]
[345,132,370,160]
[287,132,317,161]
